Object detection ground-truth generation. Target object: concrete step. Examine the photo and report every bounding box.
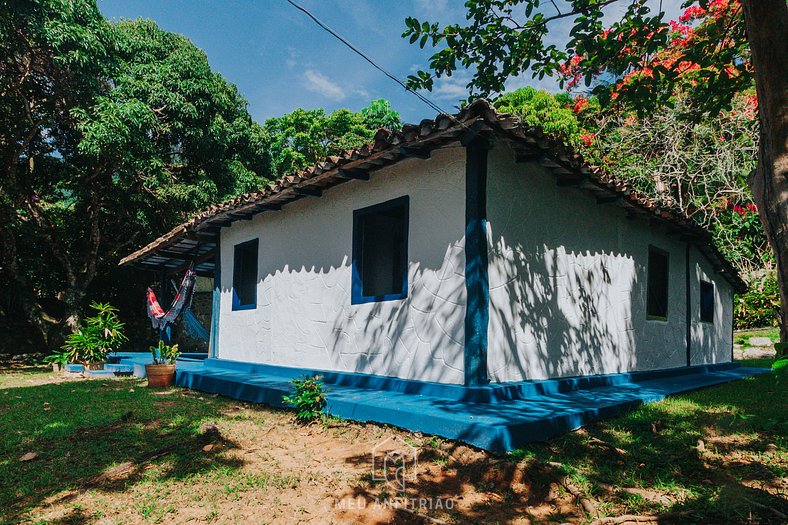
[84,369,116,377]
[104,363,134,373]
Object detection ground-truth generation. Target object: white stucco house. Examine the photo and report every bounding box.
[120,100,745,388]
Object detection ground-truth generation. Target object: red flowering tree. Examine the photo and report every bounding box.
[405,0,788,341]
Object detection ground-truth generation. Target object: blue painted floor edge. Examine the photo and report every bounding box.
[173,360,770,453]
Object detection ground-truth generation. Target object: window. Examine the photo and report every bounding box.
[647,246,669,319]
[700,280,715,323]
[352,196,409,304]
[232,239,258,310]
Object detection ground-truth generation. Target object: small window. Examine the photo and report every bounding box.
[352,196,409,304]
[647,246,669,319]
[232,239,258,310]
[700,280,714,323]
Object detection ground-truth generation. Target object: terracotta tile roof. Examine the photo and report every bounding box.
[119,99,746,293]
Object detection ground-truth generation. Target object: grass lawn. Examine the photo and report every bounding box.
[1,360,786,525]
[734,328,781,346]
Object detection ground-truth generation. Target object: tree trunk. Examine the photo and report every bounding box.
[741,0,788,344]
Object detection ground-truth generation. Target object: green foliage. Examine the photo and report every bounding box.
[360,99,401,131]
[265,100,400,177]
[494,87,582,144]
[735,271,781,330]
[61,302,127,364]
[0,1,272,347]
[402,0,749,117]
[711,203,770,274]
[43,349,71,366]
[282,375,327,423]
[150,340,181,365]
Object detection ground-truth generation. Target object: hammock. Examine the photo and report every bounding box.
[182,309,210,341]
[146,267,197,330]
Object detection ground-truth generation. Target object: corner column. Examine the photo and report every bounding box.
[209,237,221,358]
[464,136,490,386]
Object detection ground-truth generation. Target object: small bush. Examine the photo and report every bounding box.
[60,302,128,364]
[735,270,781,330]
[282,375,327,423]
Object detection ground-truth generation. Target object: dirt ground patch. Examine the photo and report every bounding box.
[1,364,786,524]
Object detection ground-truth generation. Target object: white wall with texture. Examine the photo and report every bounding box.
[690,248,734,365]
[217,147,467,384]
[486,143,733,382]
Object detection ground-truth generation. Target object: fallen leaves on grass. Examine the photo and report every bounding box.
[19,452,37,462]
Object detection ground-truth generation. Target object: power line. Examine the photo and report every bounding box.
[285,0,453,119]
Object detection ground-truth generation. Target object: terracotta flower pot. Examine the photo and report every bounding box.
[145,363,176,388]
[83,361,105,371]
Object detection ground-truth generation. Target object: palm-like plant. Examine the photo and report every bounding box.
[61,302,128,365]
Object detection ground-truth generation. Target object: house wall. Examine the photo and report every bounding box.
[690,248,734,365]
[486,144,733,382]
[216,147,467,384]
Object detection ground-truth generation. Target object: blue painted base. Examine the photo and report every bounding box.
[85,369,116,377]
[111,352,208,378]
[63,354,207,378]
[174,359,770,453]
[104,363,134,374]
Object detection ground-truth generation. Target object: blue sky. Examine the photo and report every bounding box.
[98,0,682,125]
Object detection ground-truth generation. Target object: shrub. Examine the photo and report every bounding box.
[150,340,181,365]
[61,302,128,364]
[282,375,327,423]
[734,270,781,330]
[43,349,70,367]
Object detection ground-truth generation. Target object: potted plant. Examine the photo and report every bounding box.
[61,302,128,370]
[145,340,181,388]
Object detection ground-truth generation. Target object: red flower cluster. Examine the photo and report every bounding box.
[572,97,589,113]
[679,5,706,22]
[580,133,595,147]
[557,0,745,109]
[558,54,584,89]
[730,202,757,216]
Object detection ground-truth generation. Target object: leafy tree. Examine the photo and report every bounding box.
[360,98,401,130]
[404,0,788,340]
[0,1,271,347]
[494,87,583,145]
[265,99,401,177]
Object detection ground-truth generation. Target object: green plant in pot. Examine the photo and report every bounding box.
[61,302,128,370]
[146,340,181,388]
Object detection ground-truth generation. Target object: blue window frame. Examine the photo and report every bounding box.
[352,196,409,304]
[232,239,258,310]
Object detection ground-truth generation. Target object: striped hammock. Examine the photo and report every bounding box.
[146,267,197,329]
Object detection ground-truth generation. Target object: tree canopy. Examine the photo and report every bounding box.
[265,99,401,177]
[0,0,271,345]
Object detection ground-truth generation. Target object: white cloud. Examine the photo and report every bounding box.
[430,72,472,101]
[353,87,370,99]
[303,70,346,101]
